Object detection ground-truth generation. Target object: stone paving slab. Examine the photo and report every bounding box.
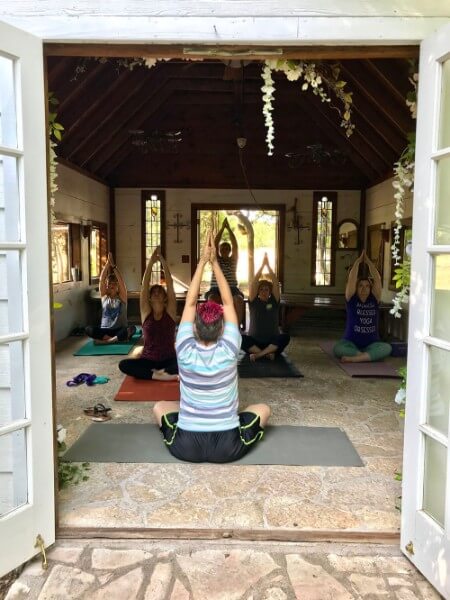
[5,540,443,600]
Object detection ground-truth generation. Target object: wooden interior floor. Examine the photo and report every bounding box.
[55,330,405,535]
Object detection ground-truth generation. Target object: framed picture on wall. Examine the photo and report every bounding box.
[367,223,385,281]
[389,217,412,290]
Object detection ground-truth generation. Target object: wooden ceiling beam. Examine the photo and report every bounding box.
[365,59,414,106]
[87,79,243,173]
[340,60,413,135]
[44,43,419,60]
[61,69,161,160]
[56,62,108,116]
[276,91,379,181]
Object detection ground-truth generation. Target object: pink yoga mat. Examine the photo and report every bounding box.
[319,340,402,378]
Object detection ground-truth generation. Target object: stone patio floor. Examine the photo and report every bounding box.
[55,333,405,532]
[5,539,442,599]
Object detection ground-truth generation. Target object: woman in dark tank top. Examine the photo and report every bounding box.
[119,246,178,380]
[333,250,392,363]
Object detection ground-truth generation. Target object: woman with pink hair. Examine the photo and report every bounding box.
[153,232,271,463]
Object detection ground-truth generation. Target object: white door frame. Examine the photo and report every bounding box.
[0,20,55,577]
[1,6,450,585]
[400,21,450,599]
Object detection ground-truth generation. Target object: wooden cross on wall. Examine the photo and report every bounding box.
[167,213,190,243]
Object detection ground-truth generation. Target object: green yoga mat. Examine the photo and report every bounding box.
[238,353,303,378]
[62,423,363,466]
[73,329,142,356]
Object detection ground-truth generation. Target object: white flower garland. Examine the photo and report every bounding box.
[261,64,276,156]
[390,69,417,318]
[261,59,355,155]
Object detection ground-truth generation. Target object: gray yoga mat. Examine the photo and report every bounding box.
[62,423,363,466]
[319,340,402,379]
[238,352,303,378]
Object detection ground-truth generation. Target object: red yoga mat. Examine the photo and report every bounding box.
[115,376,180,402]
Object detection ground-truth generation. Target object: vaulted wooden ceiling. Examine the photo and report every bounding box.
[46,54,416,190]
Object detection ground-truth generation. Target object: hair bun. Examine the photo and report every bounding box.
[197,301,224,324]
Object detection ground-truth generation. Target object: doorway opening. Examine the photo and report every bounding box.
[44,45,413,540]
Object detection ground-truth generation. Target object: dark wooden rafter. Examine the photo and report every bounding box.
[63,70,160,161]
[44,43,419,60]
[47,53,413,189]
[340,60,413,135]
[98,105,173,179]
[365,59,415,107]
[57,69,137,146]
[89,79,240,173]
[55,62,107,116]
[281,90,384,179]
[337,65,407,156]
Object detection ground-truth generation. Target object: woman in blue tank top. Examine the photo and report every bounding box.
[333,250,392,363]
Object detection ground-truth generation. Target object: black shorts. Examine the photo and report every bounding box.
[160,411,264,463]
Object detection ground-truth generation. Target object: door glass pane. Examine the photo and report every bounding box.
[438,58,450,149]
[427,346,450,436]
[0,55,18,148]
[0,251,24,335]
[0,154,21,242]
[423,435,447,527]
[0,429,28,517]
[430,254,450,342]
[0,341,26,426]
[435,155,450,245]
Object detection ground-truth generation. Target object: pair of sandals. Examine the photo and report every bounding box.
[66,373,110,387]
[83,403,112,422]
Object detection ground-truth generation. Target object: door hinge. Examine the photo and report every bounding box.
[405,541,414,555]
[34,534,48,570]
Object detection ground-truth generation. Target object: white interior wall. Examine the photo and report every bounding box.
[365,177,413,303]
[115,187,361,293]
[52,164,110,341]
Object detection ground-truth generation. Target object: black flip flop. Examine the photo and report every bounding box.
[83,403,112,417]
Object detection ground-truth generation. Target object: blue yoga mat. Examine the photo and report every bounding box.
[73,329,142,356]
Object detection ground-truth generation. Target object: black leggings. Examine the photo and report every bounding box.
[85,325,129,342]
[241,333,290,355]
[119,357,178,380]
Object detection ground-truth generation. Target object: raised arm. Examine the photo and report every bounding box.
[107,253,127,303]
[263,254,280,302]
[140,246,159,323]
[225,220,238,259]
[159,252,177,321]
[364,253,382,302]
[214,218,227,253]
[181,234,211,324]
[210,237,238,326]
[345,250,365,301]
[248,258,265,301]
[99,253,112,297]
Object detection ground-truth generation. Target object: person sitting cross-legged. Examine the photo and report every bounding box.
[118,246,178,380]
[241,253,290,361]
[85,252,136,345]
[153,231,271,463]
[333,249,392,363]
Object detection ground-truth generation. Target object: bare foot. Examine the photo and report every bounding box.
[249,353,258,362]
[267,353,275,361]
[94,336,118,345]
[341,353,370,363]
[152,369,179,381]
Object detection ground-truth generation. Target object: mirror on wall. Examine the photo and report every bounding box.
[337,220,359,249]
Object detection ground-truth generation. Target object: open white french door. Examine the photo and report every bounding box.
[0,21,55,576]
[401,21,450,599]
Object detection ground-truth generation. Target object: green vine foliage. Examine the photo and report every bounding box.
[48,93,64,141]
[57,441,90,490]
